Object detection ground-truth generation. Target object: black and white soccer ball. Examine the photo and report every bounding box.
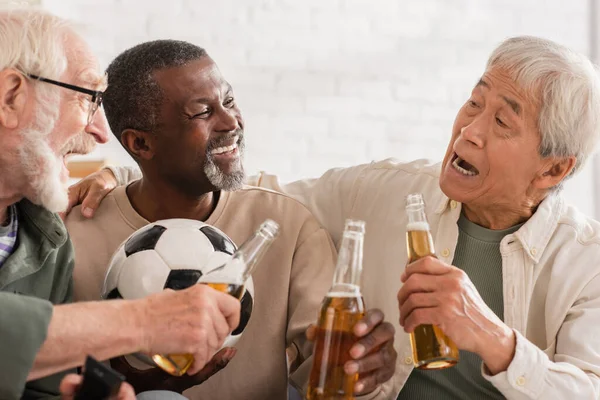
[102,218,254,368]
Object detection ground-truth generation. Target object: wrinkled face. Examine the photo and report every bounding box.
[439,67,546,209]
[19,32,109,212]
[151,57,245,195]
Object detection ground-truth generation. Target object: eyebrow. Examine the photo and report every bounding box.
[475,78,522,116]
[475,79,489,89]
[501,95,521,116]
[79,71,107,90]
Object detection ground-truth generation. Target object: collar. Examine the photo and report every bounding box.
[435,194,453,215]
[436,192,564,264]
[512,193,564,263]
[16,199,68,248]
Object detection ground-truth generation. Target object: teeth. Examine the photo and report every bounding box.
[452,156,477,176]
[210,142,238,155]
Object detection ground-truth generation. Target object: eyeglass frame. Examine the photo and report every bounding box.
[27,74,104,125]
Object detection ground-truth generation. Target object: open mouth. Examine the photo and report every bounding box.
[451,153,479,176]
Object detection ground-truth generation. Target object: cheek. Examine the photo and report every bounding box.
[486,146,537,186]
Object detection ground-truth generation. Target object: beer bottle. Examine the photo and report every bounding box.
[153,219,280,376]
[307,219,366,400]
[405,193,459,370]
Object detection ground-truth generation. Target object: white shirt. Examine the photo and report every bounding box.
[251,158,600,400]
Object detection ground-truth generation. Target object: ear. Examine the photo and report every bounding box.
[0,69,29,129]
[534,156,577,190]
[121,129,156,161]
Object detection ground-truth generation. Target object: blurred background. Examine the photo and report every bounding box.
[26,0,600,216]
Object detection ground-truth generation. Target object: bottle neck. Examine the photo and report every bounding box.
[236,229,276,282]
[405,202,436,258]
[331,231,363,293]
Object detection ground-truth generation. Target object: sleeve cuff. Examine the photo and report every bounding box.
[482,329,549,398]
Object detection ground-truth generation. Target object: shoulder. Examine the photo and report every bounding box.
[556,200,600,248]
[236,185,320,218]
[350,158,441,190]
[362,158,442,184]
[65,188,130,252]
[223,187,330,243]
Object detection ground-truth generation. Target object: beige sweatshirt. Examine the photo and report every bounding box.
[65,184,337,400]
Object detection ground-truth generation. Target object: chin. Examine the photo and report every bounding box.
[439,172,472,205]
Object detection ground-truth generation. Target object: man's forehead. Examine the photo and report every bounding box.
[63,30,105,88]
[155,59,229,94]
[474,70,538,118]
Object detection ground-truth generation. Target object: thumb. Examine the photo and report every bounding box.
[59,374,82,400]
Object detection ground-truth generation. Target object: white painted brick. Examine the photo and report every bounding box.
[331,118,388,139]
[305,96,365,116]
[249,7,312,30]
[277,72,337,96]
[311,11,371,35]
[246,49,308,70]
[338,78,394,99]
[240,93,305,114]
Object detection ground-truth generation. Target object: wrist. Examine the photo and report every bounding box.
[125,298,151,354]
[478,325,516,375]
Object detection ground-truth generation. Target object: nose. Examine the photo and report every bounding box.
[460,118,486,149]
[85,107,110,144]
[214,107,239,133]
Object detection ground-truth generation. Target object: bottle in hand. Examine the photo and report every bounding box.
[405,193,459,370]
[152,219,280,376]
[306,219,366,400]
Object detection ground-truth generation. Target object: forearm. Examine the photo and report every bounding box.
[28,299,144,381]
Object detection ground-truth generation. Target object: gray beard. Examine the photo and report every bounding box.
[204,140,246,191]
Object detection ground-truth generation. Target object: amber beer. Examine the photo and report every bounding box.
[153,219,280,377]
[307,220,366,400]
[405,194,459,370]
[152,282,246,376]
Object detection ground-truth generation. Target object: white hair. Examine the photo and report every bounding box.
[486,36,600,181]
[0,6,69,80]
[0,6,68,125]
[0,6,70,210]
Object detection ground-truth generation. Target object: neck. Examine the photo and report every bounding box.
[127,178,217,223]
[462,198,542,230]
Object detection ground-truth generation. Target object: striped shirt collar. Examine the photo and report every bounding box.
[0,205,18,267]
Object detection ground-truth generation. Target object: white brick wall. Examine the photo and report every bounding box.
[42,0,597,216]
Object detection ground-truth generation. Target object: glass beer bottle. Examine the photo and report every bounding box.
[405,193,459,370]
[307,219,366,400]
[152,219,280,376]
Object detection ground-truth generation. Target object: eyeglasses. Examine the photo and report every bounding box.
[28,74,104,125]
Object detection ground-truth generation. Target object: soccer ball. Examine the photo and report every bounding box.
[102,218,255,368]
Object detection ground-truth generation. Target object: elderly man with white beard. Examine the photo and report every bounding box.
[77,36,600,399]
[0,8,242,400]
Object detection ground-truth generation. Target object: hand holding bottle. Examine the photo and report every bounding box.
[305,308,396,395]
